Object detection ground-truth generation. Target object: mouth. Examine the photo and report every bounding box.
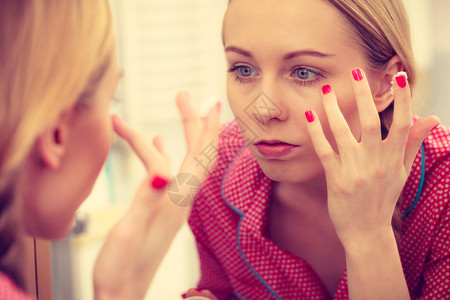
[254,140,299,158]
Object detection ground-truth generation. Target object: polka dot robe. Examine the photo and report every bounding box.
[0,273,34,300]
[188,117,450,300]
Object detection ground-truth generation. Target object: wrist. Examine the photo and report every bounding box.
[340,226,398,256]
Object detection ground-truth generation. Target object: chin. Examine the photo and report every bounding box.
[25,210,77,240]
[256,157,324,184]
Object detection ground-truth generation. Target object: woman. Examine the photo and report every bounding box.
[0,0,220,299]
[186,0,447,299]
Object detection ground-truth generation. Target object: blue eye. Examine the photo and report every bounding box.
[294,68,317,80]
[237,66,258,77]
[291,67,325,87]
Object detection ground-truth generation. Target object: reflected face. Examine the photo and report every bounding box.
[22,45,122,239]
[223,0,377,183]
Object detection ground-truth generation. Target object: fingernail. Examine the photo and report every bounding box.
[352,68,363,81]
[150,175,169,189]
[217,101,221,111]
[181,293,187,299]
[305,110,314,123]
[322,84,332,95]
[395,71,408,88]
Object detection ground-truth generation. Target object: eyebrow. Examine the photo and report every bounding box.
[283,50,335,60]
[225,46,252,57]
[224,46,334,60]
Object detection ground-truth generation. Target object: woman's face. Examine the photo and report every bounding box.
[21,45,122,239]
[223,0,381,183]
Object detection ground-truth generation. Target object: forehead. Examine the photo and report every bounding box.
[223,0,355,54]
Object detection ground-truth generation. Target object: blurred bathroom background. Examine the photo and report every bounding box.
[49,0,450,299]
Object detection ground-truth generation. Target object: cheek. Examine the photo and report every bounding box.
[227,78,251,119]
[91,114,113,173]
[76,111,113,196]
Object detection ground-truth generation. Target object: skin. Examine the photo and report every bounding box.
[213,0,440,299]
[20,46,122,239]
[17,42,221,299]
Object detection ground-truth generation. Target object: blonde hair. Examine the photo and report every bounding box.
[0,0,114,287]
[325,0,414,139]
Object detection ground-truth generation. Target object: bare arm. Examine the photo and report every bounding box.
[93,92,220,300]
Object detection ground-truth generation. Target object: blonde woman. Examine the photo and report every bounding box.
[185,0,448,299]
[0,0,220,299]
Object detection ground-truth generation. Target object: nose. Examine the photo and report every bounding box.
[247,90,287,127]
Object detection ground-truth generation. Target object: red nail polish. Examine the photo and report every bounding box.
[395,74,407,88]
[181,293,187,299]
[305,110,314,123]
[322,84,332,95]
[352,68,363,81]
[150,175,169,189]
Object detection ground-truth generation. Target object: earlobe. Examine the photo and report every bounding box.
[36,112,69,169]
[373,55,403,112]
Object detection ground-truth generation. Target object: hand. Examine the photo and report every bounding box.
[93,92,220,300]
[176,91,221,186]
[182,288,219,299]
[305,68,439,246]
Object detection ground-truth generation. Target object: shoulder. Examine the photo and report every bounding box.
[421,123,450,196]
[202,119,248,184]
[217,119,247,162]
[401,121,450,220]
[0,272,35,300]
[422,122,450,165]
[405,120,450,192]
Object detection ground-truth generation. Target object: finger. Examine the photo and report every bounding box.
[304,109,340,172]
[176,91,202,151]
[386,71,413,156]
[179,99,221,182]
[204,101,221,138]
[112,115,162,169]
[404,116,440,173]
[199,101,221,153]
[351,68,382,146]
[183,288,218,300]
[152,135,170,161]
[321,84,357,161]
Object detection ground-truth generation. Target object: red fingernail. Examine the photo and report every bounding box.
[181,293,187,299]
[305,110,314,123]
[352,68,363,81]
[322,84,332,95]
[150,175,169,189]
[395,74,407,88]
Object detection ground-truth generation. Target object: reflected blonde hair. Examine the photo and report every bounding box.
[0,0,114,287]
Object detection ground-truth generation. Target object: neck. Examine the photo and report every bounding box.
[271,172,328,214]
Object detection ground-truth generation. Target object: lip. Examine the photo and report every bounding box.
[254,140,299,158]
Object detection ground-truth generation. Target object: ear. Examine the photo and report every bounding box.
[35,110,71,169]
[372,55,403,112]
